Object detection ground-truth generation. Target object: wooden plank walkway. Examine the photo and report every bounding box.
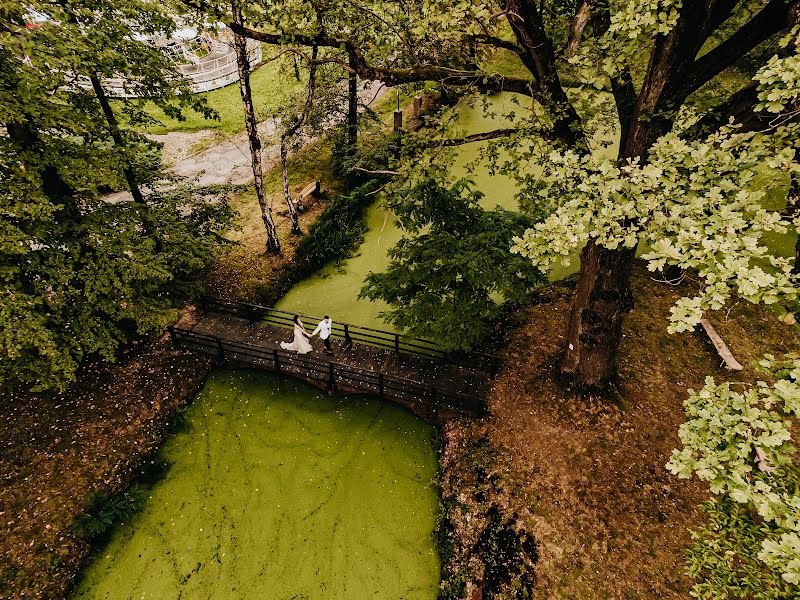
[169,300,495,421]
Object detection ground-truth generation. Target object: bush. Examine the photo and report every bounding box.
[71,487,145,543]
[292,180,379,279]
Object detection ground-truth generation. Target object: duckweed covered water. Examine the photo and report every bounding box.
[276,94,536,327]
[71,370,440,599]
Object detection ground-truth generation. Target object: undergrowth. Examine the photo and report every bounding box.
[437,434,538,599]
[71,488,145,544]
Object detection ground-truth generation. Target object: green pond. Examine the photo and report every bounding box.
[276,93,551,329]
[72,91,797,600]
[71,370,440,599]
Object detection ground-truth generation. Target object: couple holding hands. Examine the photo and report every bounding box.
[280,315,334,356]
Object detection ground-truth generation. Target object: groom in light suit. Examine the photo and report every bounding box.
[312,316,334,355]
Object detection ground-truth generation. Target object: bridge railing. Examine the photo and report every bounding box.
[198,295,500,374]
[168,326,486,416]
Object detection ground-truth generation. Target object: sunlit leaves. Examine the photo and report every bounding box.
[667,355,800,596]
[512,125,800,333]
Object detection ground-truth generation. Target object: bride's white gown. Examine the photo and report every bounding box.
[280,324,313,354]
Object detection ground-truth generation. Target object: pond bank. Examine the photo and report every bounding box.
[0,310,212,599]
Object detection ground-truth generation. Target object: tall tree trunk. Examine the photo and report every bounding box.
[559,4,715,389]
[560,242,636,386]
[789,174,800,277]
[279,136,301,235]
[347,49,358,156]
[231,0,280,254]
[89,74,145,204]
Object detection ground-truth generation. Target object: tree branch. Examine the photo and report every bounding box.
[425,127,538,148]
[221,17,537,97]
[683,0,794,95]
[590,5,637,148]
[465,34,525,55]
[566,0,592,57]
[504,0,586,147]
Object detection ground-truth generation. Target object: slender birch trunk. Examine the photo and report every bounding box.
[231,0,280,253]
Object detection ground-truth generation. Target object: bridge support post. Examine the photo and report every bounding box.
[328,362,336,392]
[167,325,177,344]
[273,349,280,371]
[216,337,225,362]
[394,334,400,353]
[378,373,384,397]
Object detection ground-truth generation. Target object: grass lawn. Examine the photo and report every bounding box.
[127,53,303,135]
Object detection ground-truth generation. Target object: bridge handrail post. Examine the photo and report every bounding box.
[273,349,281,371]
[343,324,353,349]
[378,373,384,397]
[216,337,225,361]
[394,333,400,353]
[329,362,336,391]
[167,325,177,344]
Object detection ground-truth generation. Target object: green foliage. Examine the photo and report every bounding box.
[361,177,544,351]
[292,181,377,278]
[1,2,235,392]
[72,487,145,543]
[668,354,800,597]
[512,128,800,333]
[687,497,797,600]
[1,183,234,392]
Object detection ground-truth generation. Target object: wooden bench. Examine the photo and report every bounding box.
[294,180,320,211]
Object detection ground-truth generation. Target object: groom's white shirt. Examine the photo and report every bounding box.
[312,319,332,340]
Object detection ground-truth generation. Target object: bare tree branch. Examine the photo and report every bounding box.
[465,33,525,55]
[424,127,536,148]
[566,0,592,57]
[683,0,795,95]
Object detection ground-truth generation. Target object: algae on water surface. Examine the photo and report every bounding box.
[71,369,440,599]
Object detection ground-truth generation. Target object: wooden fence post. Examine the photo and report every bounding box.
[413,96,422,118]
[393,109,403,132]
[167,325,177,343]
[394,334,400,353]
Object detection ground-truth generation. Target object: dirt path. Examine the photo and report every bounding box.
[157,81,387,187]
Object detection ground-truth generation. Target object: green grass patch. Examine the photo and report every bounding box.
[126,55,303,135]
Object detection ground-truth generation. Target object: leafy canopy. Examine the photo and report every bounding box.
[1,1,231,391]
[360,177,543,351]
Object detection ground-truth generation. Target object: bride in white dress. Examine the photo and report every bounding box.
[280,315,313,354]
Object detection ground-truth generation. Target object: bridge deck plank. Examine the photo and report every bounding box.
[188,311,491,400]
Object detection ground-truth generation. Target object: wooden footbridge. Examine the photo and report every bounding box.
[168,296,497,422]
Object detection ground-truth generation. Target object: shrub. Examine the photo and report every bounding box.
[71,487,145,543]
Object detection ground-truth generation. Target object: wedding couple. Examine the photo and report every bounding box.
[280,315,334,356]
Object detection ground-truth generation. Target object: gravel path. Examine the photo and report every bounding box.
[161,81,386,187]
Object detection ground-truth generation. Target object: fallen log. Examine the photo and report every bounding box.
[699,317,743,371]
[294,179,320,211]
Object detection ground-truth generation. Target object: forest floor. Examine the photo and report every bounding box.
[439,265,800,599]
[0,310,211,599]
